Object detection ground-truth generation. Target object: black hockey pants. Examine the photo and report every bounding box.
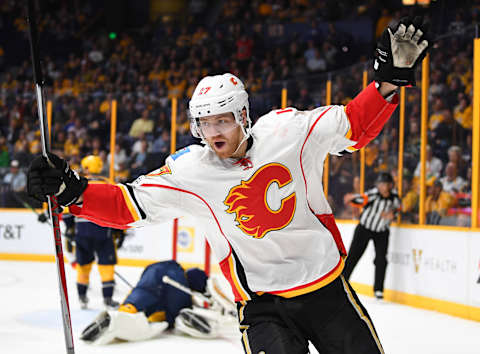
[236,275,384,354]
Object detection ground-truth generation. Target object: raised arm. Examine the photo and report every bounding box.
[307,16,429,154]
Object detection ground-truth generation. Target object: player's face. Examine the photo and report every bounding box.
[200,113,245,159]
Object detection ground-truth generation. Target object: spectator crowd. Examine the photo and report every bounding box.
[0,0,479,226]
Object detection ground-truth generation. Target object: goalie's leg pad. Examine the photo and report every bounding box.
[102,310,167,344]
[175,308,218,339]
[207,276,237,319]
[80,310,111,342]
[81,310,168,345]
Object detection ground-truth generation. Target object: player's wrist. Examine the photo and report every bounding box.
[377,82,398,98]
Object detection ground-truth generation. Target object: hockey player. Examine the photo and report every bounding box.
[71,155,121,309]
[36,156,121,308]
[343,172,401,300]
[28,17,429,353]
[80,260,223,344]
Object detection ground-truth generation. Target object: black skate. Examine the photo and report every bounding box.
[79,295,89,310]
[104,297,120,310]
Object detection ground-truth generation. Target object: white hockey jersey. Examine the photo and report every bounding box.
[71,83,398,302]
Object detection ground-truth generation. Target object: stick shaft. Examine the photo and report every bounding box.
[115,271,134,289]
[11,192,40,215]
[26,1,75,352]
[163,275,193,295]
[163,275,211,305]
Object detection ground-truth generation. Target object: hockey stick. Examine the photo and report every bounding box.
[12,192,43,216]
[162,275,212,308]
[114,271,134,289]
[26,1,75,353]
[163,275,237,315]
[12,192,52,224]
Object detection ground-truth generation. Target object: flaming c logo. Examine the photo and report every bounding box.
[224,163,296,239]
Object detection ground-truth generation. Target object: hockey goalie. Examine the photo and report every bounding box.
[80,260,236,345]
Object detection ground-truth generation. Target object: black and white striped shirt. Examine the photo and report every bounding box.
[350,188,401,233]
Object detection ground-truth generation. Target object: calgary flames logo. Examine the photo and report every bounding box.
[224,163,296,239]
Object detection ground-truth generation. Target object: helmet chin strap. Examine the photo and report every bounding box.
[231,119,252,158]
[206,128,248,158]
[231,132,248,158]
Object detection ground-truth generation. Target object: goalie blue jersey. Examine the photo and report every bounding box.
[123,260,206,325]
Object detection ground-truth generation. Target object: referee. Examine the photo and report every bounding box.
[343,172,401,300]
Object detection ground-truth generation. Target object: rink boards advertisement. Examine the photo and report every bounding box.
[0,210,211,267]
[340,222,480,320]
[0,209,479,320]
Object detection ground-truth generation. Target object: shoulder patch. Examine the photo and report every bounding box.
[147,164,172,177]
[171,147,190,161]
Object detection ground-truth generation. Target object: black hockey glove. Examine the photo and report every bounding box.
[28,153,88,206]
[38,212,48,223]
[37,205,63,223]
[374,16,430,86]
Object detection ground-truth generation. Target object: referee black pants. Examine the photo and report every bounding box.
[343,224,389,293]
[237,276,384,354]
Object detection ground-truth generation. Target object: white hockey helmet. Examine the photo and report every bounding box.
[189,73,251,141]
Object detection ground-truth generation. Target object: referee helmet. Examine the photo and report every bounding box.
[376,172,393,184]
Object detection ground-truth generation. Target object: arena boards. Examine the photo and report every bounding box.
[1,209,480,321]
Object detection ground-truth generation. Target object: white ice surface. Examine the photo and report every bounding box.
[1,261,479,354]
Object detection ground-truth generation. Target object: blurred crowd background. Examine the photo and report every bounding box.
[0,0,478,227]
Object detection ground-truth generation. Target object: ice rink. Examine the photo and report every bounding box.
[1,260,479,354]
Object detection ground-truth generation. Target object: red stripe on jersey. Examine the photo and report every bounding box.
[140,183,250,301]
[316,213,347,258]
[219,255,246,302]
[345,82,398,149]
[141,183,229,243]
[299,107,347,258]
[71,184,136,229]
[299,106,333,199]
[276,108,292,114]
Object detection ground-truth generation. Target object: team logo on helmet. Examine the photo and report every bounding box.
[224,163,296,239]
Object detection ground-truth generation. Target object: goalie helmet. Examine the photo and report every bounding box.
[189,73,251,142]
[185,268,208,293]
[81,155,103,174]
